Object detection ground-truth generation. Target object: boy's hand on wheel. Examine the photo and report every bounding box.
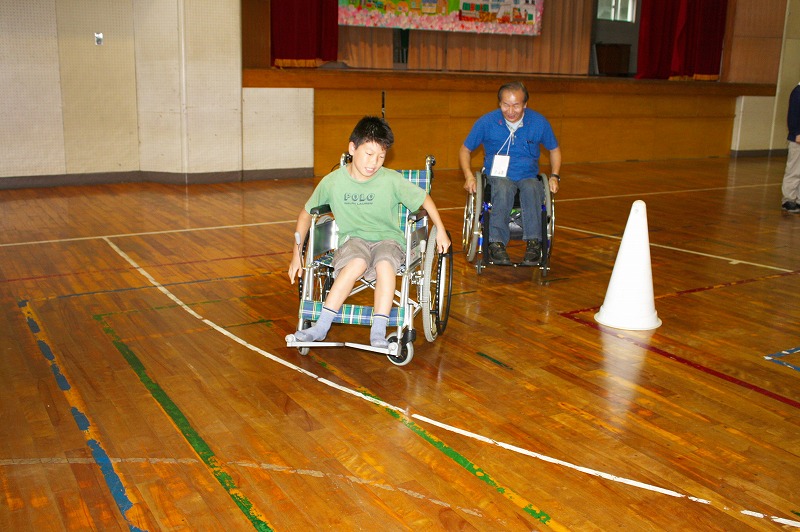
[436,229,451,254]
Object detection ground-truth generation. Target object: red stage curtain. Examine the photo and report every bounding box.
[636,0,728,80]
[270,1,338,68]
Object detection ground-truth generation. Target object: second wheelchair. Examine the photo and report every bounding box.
[462,170,555,276]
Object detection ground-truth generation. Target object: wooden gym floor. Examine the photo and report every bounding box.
[0,156,798,531]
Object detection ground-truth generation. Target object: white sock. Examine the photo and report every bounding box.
[370,314,389,348]
[295,306,337,342]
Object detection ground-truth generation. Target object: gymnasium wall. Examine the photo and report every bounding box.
[0,1,788,188]
[1,0,248,185]
[1,0,66,178]
[770,0,800,150]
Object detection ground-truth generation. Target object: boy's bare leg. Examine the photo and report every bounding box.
[370,261,396,348]
[294,259,367,342]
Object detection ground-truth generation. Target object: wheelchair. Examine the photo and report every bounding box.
[462,170,555,276]
[285,155,453,366]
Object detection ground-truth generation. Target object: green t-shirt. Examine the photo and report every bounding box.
[305,166,427,246]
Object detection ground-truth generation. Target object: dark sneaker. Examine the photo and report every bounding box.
[782,201,800,213]
[522,239,542,265]
[487,242,512,265]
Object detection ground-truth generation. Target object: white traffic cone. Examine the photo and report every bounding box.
[594,200,662,330]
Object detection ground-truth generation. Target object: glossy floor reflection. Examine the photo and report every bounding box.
[0,157,798,530]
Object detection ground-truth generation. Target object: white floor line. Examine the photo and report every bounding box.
[103,236,800,529]
[547,182,781,203]
[0,181,781,247]
[0,219,297,248]
[558,226,793,272]
[438,181,781,210]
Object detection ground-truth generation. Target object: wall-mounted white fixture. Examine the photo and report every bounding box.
[94,32,103,45]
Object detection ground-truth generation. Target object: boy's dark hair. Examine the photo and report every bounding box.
[497,81,529,104]
[349,116,394,150]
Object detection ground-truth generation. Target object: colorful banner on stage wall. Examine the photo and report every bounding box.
[338,1,543,36]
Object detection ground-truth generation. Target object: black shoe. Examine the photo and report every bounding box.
[522,239,542,265]
[487,242,512,265]
[782,201,800,213]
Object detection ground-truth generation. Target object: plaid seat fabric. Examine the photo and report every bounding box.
[397,169,430,233]
[300,300,405,327]
[315,251,334,267]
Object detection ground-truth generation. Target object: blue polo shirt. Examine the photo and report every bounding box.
[464,108,558,181]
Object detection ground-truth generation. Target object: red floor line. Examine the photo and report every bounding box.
[561,312,800,410]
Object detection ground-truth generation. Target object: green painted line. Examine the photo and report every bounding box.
[91,295,546,526]
[385,408,551,525]
[226,319,274,329]
[95,316,275,532]
[309,355,555,527]
[793,510,800,517]
[477,351,513,369]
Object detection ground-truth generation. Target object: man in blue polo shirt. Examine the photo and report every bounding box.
[460,81,562,265]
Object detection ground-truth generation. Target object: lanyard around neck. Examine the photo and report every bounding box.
[496,119,522,156]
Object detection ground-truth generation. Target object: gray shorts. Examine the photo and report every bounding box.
[332,237,405,282]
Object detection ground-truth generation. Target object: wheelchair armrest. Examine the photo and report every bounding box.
[310,205,332,216]
[407,209,428,224]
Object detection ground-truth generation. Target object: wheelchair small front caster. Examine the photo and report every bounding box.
[386,334,414,366]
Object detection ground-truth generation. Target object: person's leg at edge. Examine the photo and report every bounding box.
[782,142,800,210]
[294,259,367,342]
[370,260,396,348]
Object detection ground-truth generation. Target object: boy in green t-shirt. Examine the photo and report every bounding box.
[288,116,450,347]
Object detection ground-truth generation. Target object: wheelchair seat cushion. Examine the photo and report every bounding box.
[301,300,405,327]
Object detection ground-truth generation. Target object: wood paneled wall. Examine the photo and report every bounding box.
[338,0,593,75]
[244,70,774,175]
[245,0,786,83]
[721,0,786,83]
[242,0,785,175]
[314,87,740,175]
[338,26,394,70]
[242,0,270,69]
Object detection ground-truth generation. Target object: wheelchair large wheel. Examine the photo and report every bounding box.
[297,260,333,302]
[421,227,453,342]
[540,178,555,277]
[462,171,484,262]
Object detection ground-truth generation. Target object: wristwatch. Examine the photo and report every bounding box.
[550,173,560,181]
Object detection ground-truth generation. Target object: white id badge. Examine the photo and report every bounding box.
[491,154,510,177]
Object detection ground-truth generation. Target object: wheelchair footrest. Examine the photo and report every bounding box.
[344,342,399,355]
[284,334,399,355]
[285,334,344,348]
